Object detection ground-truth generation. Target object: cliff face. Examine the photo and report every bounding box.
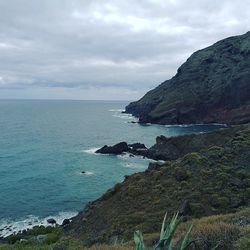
[67,124,250,245]
[126,31,250,125]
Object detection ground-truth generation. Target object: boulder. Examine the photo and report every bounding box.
[128,143,147,150]
[62,219,70,227]
[47,218,56,224]
[96,142,129,155]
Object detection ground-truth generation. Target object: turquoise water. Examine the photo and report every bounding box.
[0,100,225,236]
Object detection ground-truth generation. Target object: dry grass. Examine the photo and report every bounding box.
[172,208,250,250]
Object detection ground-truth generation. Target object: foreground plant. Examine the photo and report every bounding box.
[134,230,145,250]
[134,212,193,250]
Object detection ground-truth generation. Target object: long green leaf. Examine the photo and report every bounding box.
[155,212,181,249]
[134,230,145,250]
[179,224,193,250]
[160,212,168,239]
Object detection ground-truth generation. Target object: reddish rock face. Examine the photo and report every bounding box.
[126,31,250,125]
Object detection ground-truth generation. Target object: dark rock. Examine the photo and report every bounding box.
[81,171,86,174]
[62,219,70,227]
[179,200,191,216]
[47,218,56,224]
[128,143,147,150]
[96,142,129,155]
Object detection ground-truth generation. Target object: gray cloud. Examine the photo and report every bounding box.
[0,0,249,100]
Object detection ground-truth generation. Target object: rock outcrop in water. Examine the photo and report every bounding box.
[96,142,147,155]
[126,31,250,125]
[96,126,242,161]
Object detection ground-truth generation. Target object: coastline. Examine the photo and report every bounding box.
[0,109,230,240]
[0,212,77,239]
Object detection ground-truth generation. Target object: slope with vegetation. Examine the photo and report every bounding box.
[66,124,250,248]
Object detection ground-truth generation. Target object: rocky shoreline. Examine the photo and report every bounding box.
[95,125,241,161]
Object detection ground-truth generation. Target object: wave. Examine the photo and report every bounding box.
[165,123,227,128]
[0,211,77,238]
[112,113,134,119]
[82,147,100,154]
[117,153,146,160]
[82,171,94,176]
[121,162,147,169]
[108,108,139,122]
[108,109,125,112]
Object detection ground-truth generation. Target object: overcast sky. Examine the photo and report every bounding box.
[0,0,249,100]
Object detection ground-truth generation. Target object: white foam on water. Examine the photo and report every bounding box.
[165,123,228,128]
[82,147,100,154]
[0,211,77,238]
[117,153,131,160]
[82,171,94,176]
[108,109,125,112]
[109,108,139,122]
[121,162,147,169]
[112,113,134,119]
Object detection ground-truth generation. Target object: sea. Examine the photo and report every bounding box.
[0,100,226,237]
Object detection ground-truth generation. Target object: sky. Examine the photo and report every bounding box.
[0,0,249,101]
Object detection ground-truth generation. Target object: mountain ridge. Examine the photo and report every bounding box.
[125,31,250,125]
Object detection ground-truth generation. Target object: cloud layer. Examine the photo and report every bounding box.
[0,0,249,100]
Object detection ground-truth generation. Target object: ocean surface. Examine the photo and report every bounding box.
[0,100,226,236]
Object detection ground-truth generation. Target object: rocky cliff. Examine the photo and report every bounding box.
[126,31,250,125]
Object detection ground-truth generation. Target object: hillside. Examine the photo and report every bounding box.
[67,124,250,245]
[125,31,250,125]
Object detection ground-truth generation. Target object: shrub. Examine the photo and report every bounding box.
[44,232,60,244]
[190,222,241,250]
[234,230,250,250]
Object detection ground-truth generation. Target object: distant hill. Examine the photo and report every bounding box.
[126,31,250,125]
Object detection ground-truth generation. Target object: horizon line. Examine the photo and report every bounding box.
[0,98,133,102]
